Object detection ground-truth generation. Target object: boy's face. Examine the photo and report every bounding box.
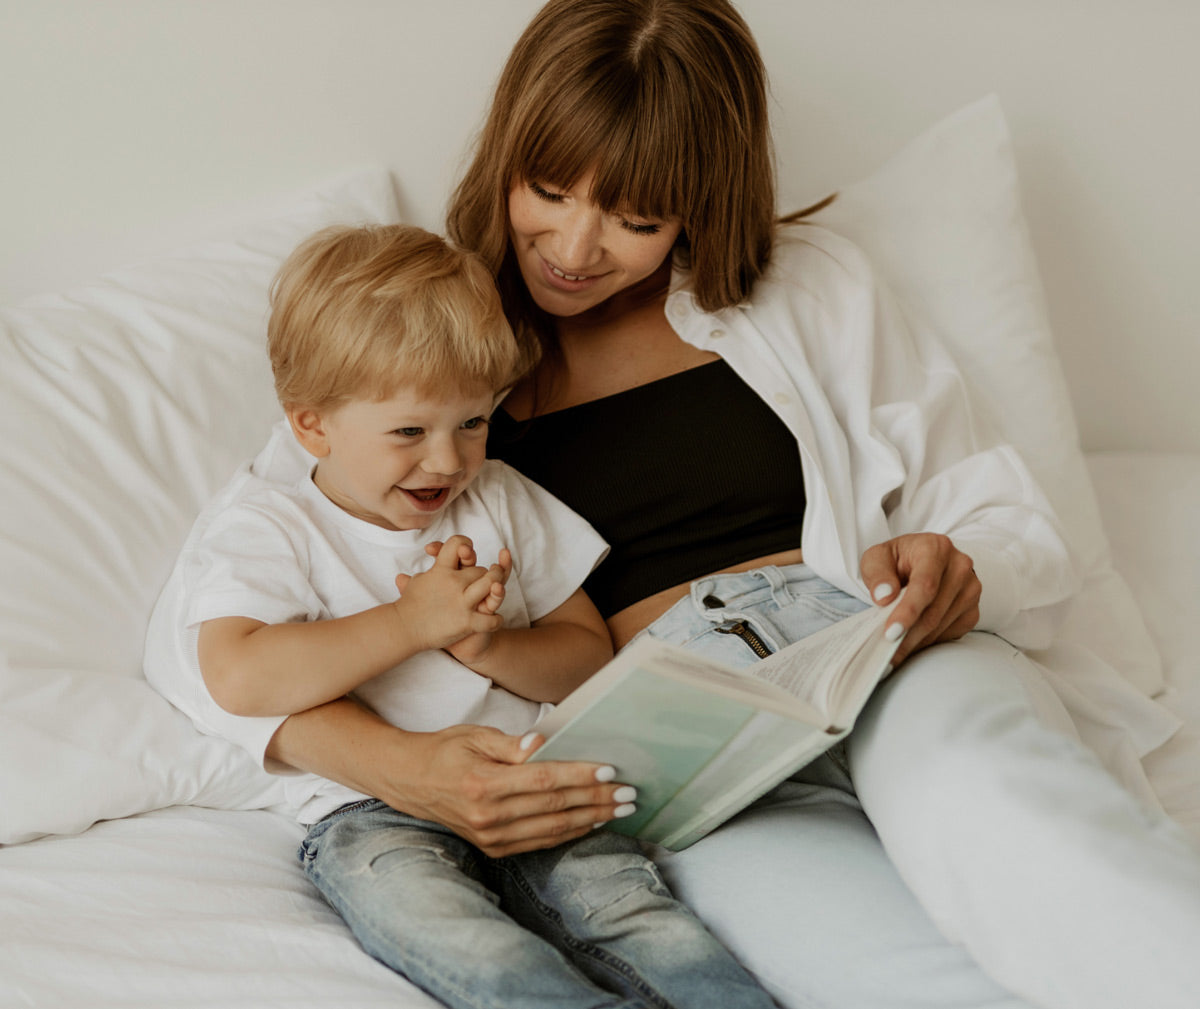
[290,382,494,531]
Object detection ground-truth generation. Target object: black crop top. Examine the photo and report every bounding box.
[488,359,806,618]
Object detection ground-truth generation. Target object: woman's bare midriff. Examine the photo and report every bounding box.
[605,546,806,649]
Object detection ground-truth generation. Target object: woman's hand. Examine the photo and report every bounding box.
[267,700,633,858]
[859,533,981,666]
[397,726,630,857]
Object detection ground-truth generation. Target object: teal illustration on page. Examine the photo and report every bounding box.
[529,667,758,836]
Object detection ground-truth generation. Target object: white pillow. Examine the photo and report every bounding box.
[810,95,1164,697]
[0,168,402,844]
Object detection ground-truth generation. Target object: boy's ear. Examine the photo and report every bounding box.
[287,406,332,458]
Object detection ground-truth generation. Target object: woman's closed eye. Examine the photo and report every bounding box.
[619,218,662,236]
[528,180,664,236]
[528,180,564,203]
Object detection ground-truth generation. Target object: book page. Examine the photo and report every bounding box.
[745,601,901,721]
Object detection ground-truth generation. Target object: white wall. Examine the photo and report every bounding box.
[2,0,1197,451]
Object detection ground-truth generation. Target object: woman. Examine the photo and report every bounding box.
[263,2,1200,1007]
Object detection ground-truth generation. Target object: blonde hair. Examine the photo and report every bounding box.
[447,0,776,356]
[268,224,531,411]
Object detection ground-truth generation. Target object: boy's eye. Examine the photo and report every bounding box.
[529,181,564,203]
[461,416,487,431]
[395,427,423,437]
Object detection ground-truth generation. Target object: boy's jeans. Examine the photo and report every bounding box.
[299,799,774,1009]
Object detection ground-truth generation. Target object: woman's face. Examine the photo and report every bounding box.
[507,168,683,319]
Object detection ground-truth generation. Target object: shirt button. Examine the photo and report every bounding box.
[709,328,726,339]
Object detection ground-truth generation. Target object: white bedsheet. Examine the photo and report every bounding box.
[2,452,1196,1009]
[0,805,437,1008]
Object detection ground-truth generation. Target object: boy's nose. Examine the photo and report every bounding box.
[421,438,464,477]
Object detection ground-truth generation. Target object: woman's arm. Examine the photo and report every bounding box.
[266,697,632,857]
[758,229,1078,653]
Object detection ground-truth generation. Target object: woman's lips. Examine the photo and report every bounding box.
[548,262,588,281]
[539,253,602,292]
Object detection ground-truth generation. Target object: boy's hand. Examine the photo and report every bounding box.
[427,541,512,665]
[391,535,509,654]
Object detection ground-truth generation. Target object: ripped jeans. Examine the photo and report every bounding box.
[298,799,775,1009]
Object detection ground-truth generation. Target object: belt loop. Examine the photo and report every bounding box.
[690,579,717,613]
[759,565,794,607]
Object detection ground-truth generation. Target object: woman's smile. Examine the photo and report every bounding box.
[508,171,682,318]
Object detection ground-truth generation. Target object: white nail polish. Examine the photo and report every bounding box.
[593,822,606,830]
[594,765,617,783]
[873,583,896,602]
[613,785,637,803]
[885,622,905,642]
[613,803,637,818]
[519,732,538,751]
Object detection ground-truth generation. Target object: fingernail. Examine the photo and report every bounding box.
[613,785,637,803]
[594,765,617,782]
[883,663,894,677]
[873,583,896,602]
[613,803,637,818]
[885,622,905,642]
[593,822,606,830]
[519,732,538,751]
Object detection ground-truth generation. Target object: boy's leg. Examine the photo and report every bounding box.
[492,830,776,1009]
[299,800,641,1009]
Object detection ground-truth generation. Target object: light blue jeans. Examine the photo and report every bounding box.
[298,798,776,1009]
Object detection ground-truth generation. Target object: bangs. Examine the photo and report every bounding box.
[509,62,697,225]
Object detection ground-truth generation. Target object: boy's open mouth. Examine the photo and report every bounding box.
[401,486,450,510]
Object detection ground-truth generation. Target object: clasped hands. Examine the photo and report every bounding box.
[392,534,512,665]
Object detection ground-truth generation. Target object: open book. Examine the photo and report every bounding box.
[528,600,903,850]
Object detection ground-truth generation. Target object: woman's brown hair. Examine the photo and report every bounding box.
[447,0,777,359]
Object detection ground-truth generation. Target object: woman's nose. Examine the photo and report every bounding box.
[557,205,603,271]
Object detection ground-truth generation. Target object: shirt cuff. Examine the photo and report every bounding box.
[954,540,1020,634]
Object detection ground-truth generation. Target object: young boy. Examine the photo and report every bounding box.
[144,225,773,1009]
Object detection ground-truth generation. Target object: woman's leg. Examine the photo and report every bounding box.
[656,763,1033,1009]
[493,831,776,1008]
[299,801,640,1009]
[642,567,1035,1008]
[850,632,1200,1009]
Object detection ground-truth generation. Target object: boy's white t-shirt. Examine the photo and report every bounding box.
[145,421,608,824]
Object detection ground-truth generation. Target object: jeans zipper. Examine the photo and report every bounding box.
[714,620,774,659]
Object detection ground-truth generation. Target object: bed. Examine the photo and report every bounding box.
[2,3,1198,1007]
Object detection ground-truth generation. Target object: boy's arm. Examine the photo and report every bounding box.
[451,587,613,703]
[198,535,505,717]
